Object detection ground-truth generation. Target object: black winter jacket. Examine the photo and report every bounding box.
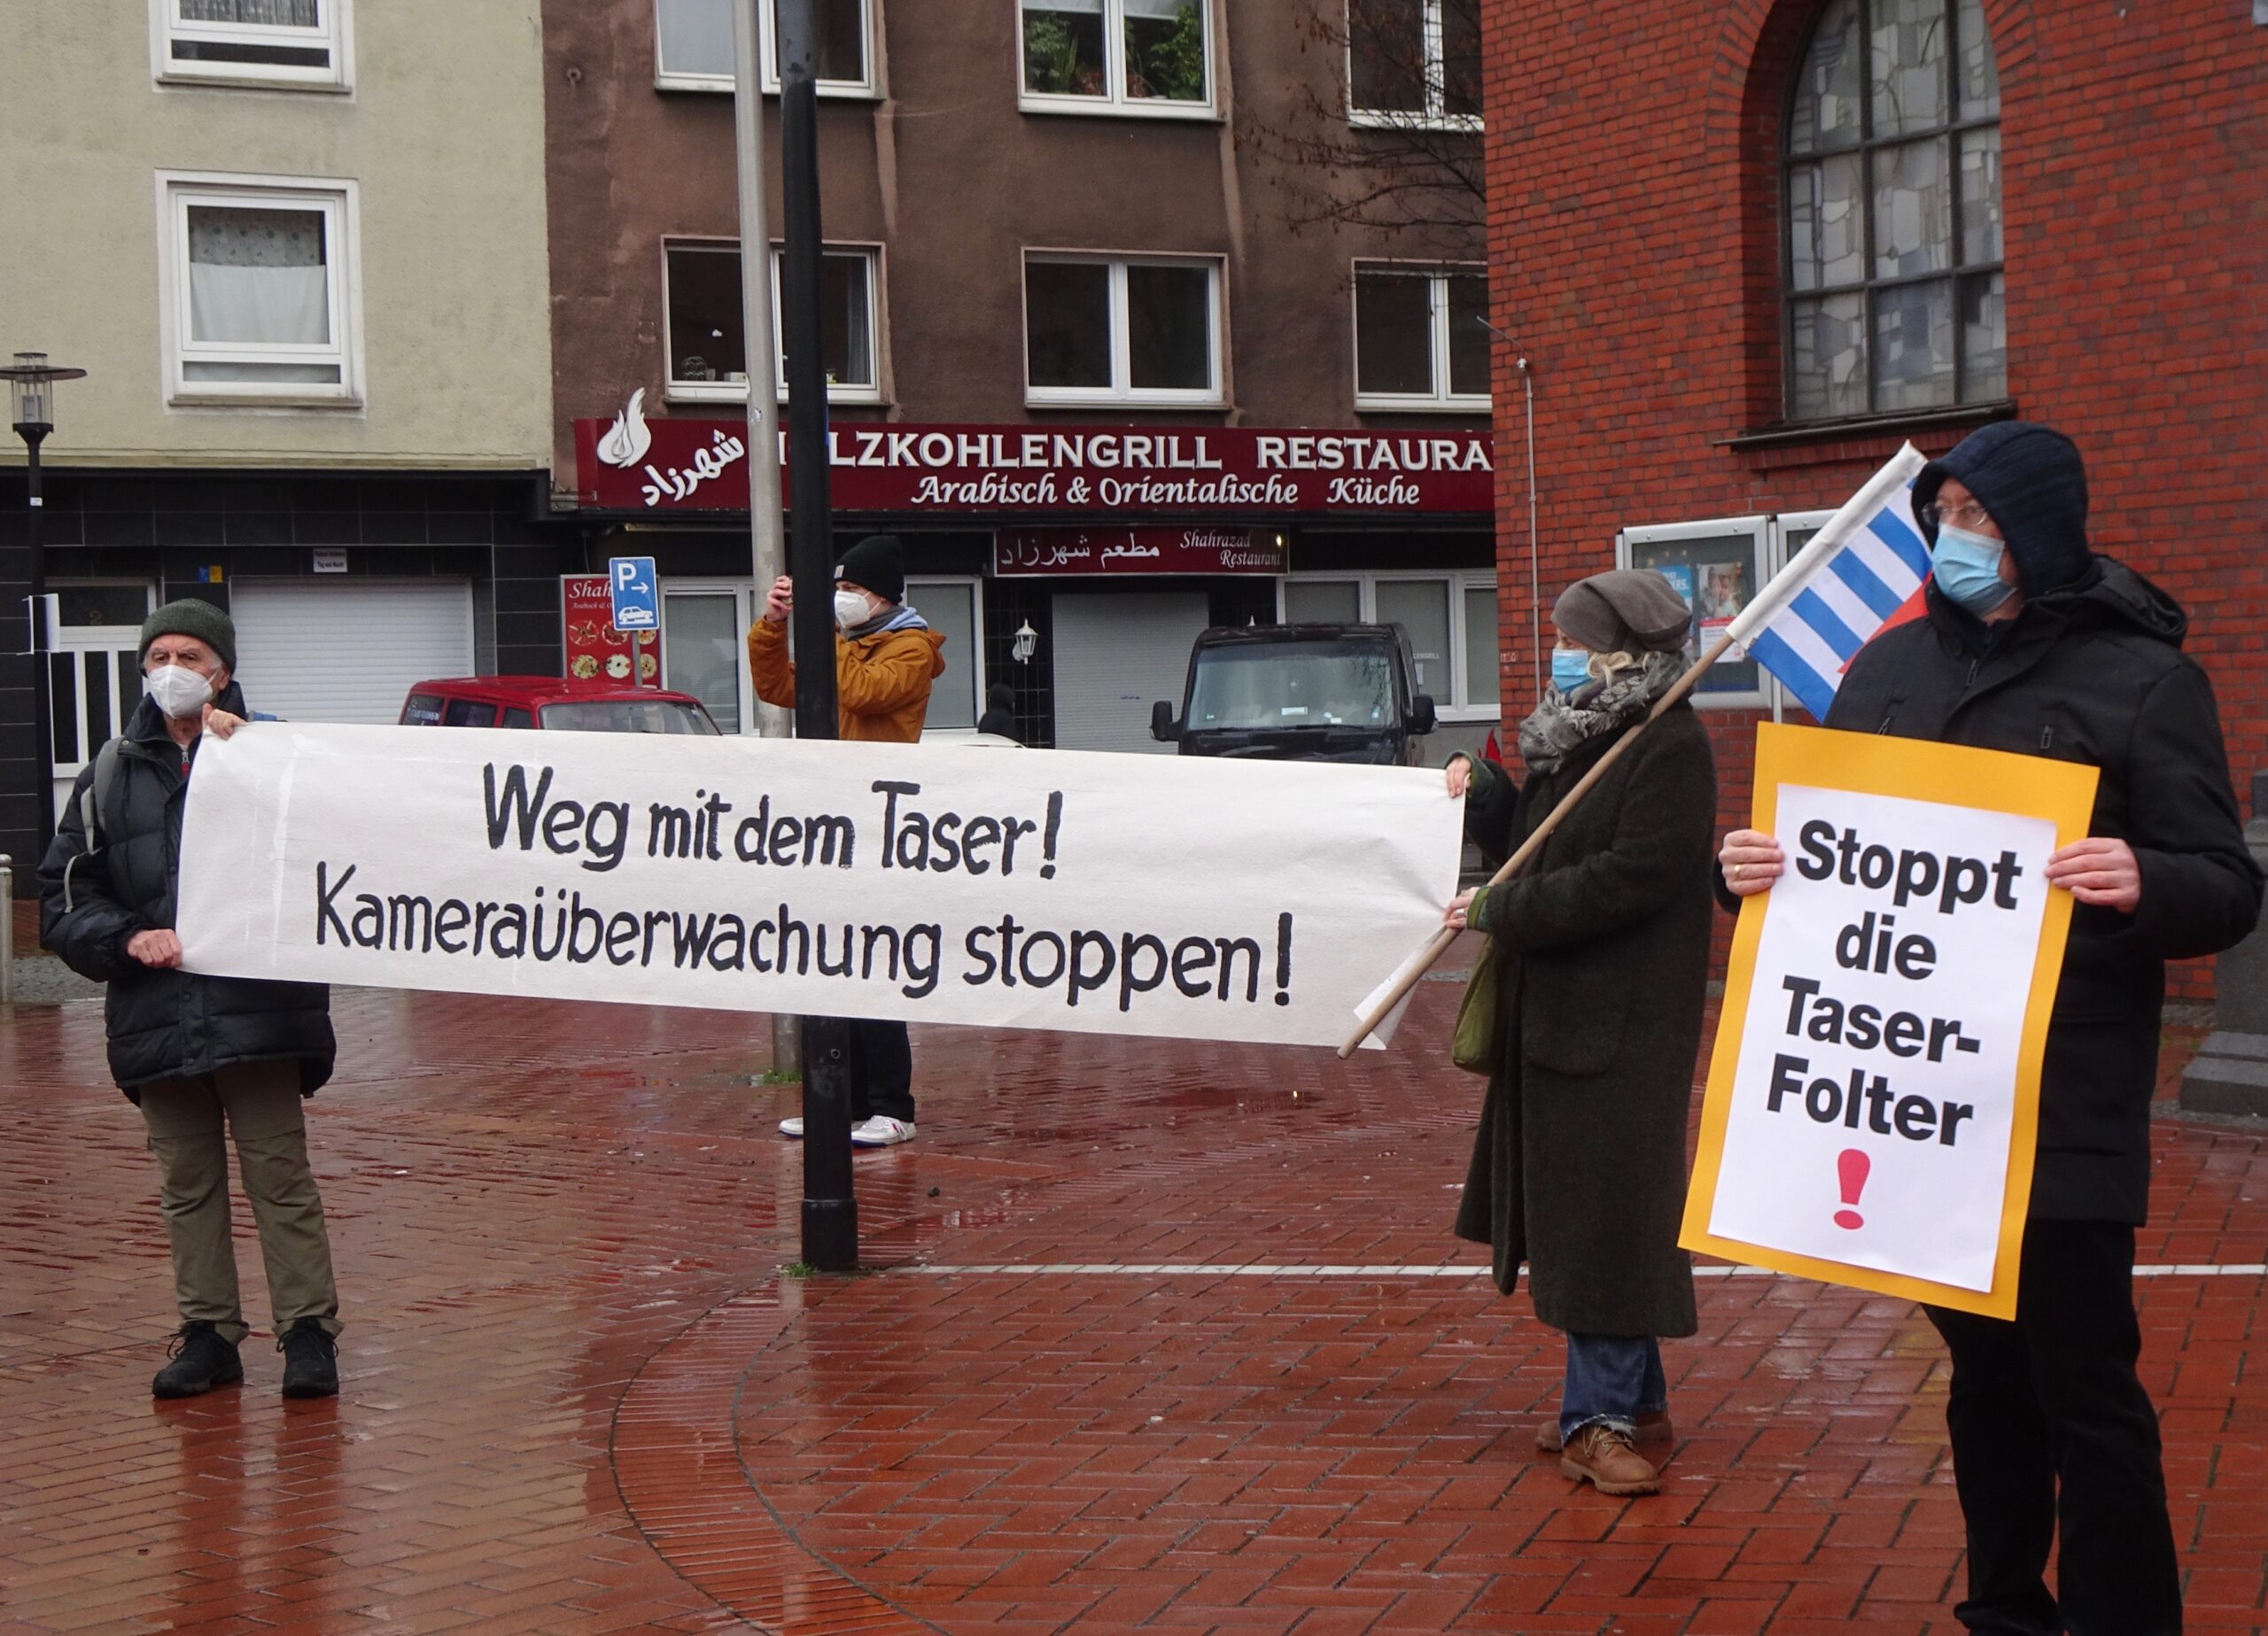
[1823,561,2260,1221]
[37,688,336,1099]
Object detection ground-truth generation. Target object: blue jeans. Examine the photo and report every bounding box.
[1560,1333,1667,1444]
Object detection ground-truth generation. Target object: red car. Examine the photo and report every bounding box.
[399,677,721,735]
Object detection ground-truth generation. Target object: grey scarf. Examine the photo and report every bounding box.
[1517,650,1685,775]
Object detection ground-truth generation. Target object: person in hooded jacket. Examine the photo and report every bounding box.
[1720,422,2262,1635]
[38,600,343,1400]
[750,533,945,1147]
[975,681,1020,741]
[1442,568,1718,1497]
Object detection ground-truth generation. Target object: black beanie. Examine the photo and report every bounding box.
[1914,422,2092,595]
[140,597,237,672]
[835,534,905,604]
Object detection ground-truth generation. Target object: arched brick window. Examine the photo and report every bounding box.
[1783,0,2002,420]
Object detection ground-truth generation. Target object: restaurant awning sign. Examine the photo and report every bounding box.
[573,399,1492,517]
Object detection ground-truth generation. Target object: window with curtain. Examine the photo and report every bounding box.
[653,0,872,91]
[163,0,346,85]
[1783,0,2002,421]
[166,182,355,399]
[1021,0,1212,112]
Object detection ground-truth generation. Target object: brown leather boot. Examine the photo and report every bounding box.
[1535,1408,1674,1454]
[1559,1423,1662,1495]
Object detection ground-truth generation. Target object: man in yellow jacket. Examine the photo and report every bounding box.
[749,533,945,1146]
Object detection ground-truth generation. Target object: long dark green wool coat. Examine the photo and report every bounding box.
[1454,702,1716,1338]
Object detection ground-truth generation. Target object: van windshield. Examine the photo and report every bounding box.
[1185,643,1397,732]
[540,700,719,735]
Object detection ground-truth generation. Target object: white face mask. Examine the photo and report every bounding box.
[145,663,215,721]
[833,589,873,630]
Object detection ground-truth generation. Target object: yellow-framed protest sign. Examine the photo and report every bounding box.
[1679,723,2098,1318]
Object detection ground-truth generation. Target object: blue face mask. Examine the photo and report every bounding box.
[1550,648,1594,694]
[1931,523,2018,616]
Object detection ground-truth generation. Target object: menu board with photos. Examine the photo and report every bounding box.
[561,574,661,686]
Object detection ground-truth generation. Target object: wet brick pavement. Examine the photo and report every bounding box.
[2,982,2263,1634]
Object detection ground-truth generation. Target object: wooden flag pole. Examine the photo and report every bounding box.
[1336,632,1741,1058]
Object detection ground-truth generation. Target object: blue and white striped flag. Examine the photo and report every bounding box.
[1727,443,1932,720]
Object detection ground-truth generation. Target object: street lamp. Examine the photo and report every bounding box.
[3,351,88,847]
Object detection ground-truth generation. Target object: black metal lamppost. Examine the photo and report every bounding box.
[3,351,87,847]
[775,1,858,1271]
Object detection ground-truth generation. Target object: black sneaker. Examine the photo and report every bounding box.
[152,1321,243,1399]
[277,1319,339,1399]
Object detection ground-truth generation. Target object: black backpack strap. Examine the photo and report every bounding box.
[81,735,124,849]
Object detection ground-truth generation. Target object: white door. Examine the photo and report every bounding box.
[1050,592,1210,754]
[48,582,158,819]
[229,579,476,724]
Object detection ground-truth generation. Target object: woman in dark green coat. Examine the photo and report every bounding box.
[1443,569,1717,1496]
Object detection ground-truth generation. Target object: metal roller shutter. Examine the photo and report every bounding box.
[229,578,477,724]
[1050,592,1210,754]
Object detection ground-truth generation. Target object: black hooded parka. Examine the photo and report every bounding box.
[1821,424,2260,1222]
[37,685,336,1099]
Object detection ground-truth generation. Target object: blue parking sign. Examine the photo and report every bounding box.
[609,555,659,632]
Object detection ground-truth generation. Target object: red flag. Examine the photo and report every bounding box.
[1482,729,1504,765]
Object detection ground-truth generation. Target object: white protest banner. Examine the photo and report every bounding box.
[175,725,1463,1050]
[1679,724,2097,1318]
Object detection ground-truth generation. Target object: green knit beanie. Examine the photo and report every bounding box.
[140,598,237,673]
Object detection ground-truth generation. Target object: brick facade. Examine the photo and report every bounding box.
[1483,0,2266,998]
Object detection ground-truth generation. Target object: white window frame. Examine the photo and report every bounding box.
[1022,252,1226,408]
[152,0,352,90]
[656,576,983,736]
[660,578,758,733]
[157,172,363,407]
[1614,515,1777,711]
[1347,0,1480,132]
[1351,260,1490,412]
[1278,570,1499,721]
[662,240,885,406]
[652,0,877,97]
[906,575,988,738]
[1018,0,1218,120]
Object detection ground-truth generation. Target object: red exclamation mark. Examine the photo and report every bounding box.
[1834,1149,1870,1230]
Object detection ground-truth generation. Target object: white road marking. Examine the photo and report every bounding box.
[905,1261,2266,1279]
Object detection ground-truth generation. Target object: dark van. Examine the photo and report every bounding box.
[1149,624,1438,765]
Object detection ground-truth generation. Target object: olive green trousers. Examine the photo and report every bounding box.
[137,1060,341,1344]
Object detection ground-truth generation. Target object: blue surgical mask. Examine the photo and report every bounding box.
[1931,523,2017,616]
[1550,648,1594,694]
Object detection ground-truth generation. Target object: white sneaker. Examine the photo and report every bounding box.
[778,1116,804,1138]
[849,1115,916,1148]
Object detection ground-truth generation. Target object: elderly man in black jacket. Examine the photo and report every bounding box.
[39,600,342,1400]
[1720,422,2262,1635]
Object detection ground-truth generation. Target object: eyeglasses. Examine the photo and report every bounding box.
[1918,499,1992,532]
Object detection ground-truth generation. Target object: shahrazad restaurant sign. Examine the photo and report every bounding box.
[572,392,1493,516]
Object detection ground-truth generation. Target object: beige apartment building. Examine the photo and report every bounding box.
[0,0,552,865]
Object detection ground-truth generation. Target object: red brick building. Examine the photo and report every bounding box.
[1480,0,2266,991]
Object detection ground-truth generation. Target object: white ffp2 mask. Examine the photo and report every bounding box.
[833,590,872,630]
[145,664,215,721]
